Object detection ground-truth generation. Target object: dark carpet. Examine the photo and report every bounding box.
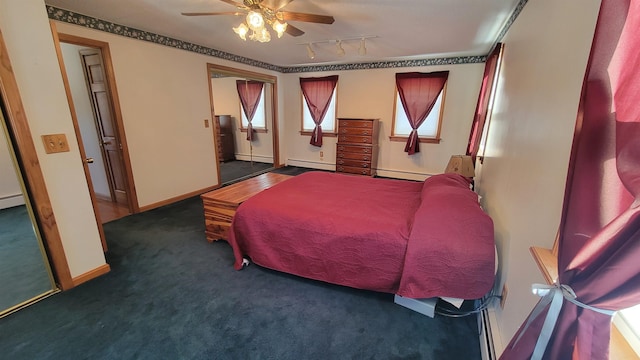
[220,160,273,185]
[0,176,481,360]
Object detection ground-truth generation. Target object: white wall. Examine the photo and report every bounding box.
[0,0,106,278]
[282,64,484,180]
[475,0,602,352]
[0,126,24,209]
[60,42,111,198]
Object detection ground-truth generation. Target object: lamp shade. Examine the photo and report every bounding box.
[445,155,475,177]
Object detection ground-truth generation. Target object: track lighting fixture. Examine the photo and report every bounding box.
[336,40,345,56]
[298,36,377,60]
[306,43,316,59]
[359,38,367,56]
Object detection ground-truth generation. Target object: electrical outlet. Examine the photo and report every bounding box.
[41,134,70,154]
[319,151,324,160]
[204,119,210,128]
[500,284,508,309]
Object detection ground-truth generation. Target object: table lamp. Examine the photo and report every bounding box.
[444,155,475,178]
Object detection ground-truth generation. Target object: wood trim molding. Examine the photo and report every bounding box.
[207,63,281,169]
[72,264,110,287]
[0,27,73,290]
[49,21,108,252]
[56,31,140,214]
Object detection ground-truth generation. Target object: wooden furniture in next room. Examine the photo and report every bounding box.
[214,115,235,162]
[336,118,379,176]
[201,172,292,242]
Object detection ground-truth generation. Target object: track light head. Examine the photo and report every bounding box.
[359,38,367,56]
[306,43,316,59]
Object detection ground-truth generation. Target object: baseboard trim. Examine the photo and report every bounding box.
[72,263,111,287]
[480,306,504,360]
[234,153,273,163]
[138,185,219,212]
[0,193,25,209]
[286,158,336,171]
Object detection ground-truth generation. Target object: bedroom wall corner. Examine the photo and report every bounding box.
[281,64,484,180]
[473,0,602,354]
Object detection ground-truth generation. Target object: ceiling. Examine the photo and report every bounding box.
[44,0,520,68]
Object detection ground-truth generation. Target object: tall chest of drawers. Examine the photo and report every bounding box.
[336,118,379,176]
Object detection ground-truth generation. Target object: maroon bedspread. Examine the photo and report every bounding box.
[227,171,495,299]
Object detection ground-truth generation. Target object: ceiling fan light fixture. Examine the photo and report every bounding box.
[359,38,367,56]
[306,43,316,59]
[272,20,287,38]
[233,23,249,41]
[246,11,265,31]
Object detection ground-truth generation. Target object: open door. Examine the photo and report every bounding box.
[50,23,138,251]
[78,48,128,206]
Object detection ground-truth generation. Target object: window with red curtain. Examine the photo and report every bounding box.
[500,0,640,359]
[467,43,503,163]
[300,75,339,147]
[236,80,264,141]
[394,71,449,155]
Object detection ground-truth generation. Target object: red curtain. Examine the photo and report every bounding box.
[396,71,449,155]
[236,80,264,141]
[500,0,640,359]
[300,75,338,147]
[466,43,503,161]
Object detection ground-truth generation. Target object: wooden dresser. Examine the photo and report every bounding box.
[214,115,235,162]
[336,118,379,176]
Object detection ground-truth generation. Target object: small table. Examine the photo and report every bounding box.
[201,172,292,242]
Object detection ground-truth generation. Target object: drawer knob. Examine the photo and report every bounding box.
[338,160,344,165]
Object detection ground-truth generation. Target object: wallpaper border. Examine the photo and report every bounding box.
[47,0,527,73]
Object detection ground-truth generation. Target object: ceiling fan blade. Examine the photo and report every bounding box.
[284,23,305,37]
[281,11,335,24]
[219,0,248,9]
[260,0,294,11]
[181,12,243,16]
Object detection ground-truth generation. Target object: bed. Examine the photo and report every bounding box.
[227,171,495,300]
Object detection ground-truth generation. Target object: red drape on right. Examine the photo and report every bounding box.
[500,0,640,358]
[466,43,503,162]
[395,71,448,155]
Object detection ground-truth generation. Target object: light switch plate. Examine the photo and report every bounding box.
[42,134,70,154]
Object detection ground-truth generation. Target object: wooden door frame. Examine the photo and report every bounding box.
[0,27,73,290]
[207,63,281,186]
[52,25,138,217]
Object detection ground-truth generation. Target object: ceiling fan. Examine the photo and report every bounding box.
[182,0,335,42]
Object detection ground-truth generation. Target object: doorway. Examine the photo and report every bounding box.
[207,64,281,185]
[54,32,137,232]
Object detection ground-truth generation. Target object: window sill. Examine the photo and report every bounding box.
[530,246,638,359]
[389,136,441,144]
[299,131,337,137]
[240,128,268,133]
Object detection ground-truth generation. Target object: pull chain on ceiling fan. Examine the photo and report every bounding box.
[181,0,335,42]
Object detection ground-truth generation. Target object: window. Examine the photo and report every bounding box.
[390,71,449,149]
[392,90,443,139]
[301,89,337,133]
[240,87,266,130]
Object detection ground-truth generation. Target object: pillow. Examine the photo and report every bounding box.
[421,173,472,201]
